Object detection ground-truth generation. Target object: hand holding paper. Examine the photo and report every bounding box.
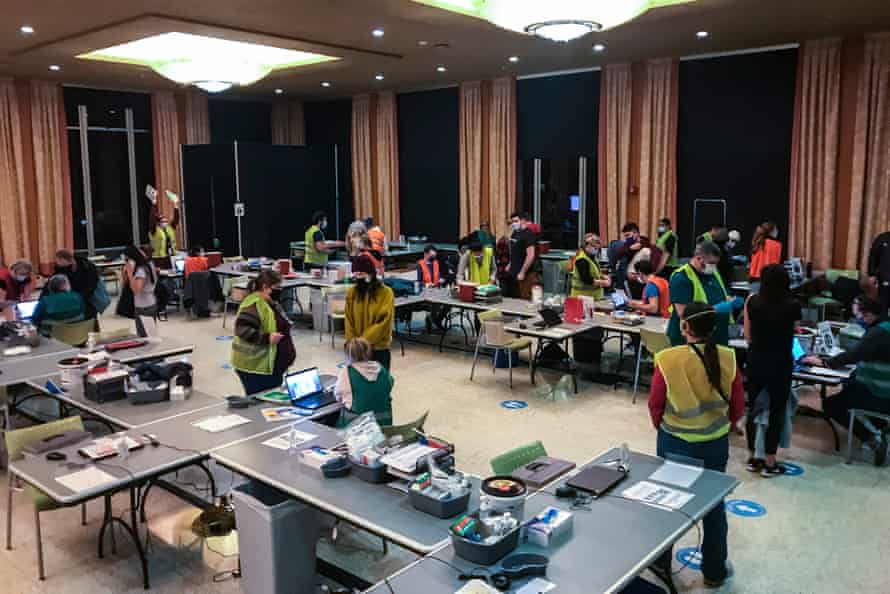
[165,190,180,205]
[145,184,158,204]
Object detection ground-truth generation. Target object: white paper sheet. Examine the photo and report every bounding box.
[649,461,704,488]
[380,443,439,473]
[515,578,557,594]
[191,414,251,433]
[56,467,117,493]
[261,430,317,451]
[622,481,694,510]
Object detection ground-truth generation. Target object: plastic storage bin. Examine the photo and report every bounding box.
[409,489,470,519]
[233,481,319,594]
[349,460,392,484]
[451,521,521,565]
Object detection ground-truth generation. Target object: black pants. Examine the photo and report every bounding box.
[879,281,890,318]
[372,349,392,371]
[745,373,792,457]
[824,381,890,443]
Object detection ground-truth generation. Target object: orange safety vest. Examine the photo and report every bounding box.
[749,238,782,279]
[363,249,385,276]
[418,258,440,285]
[648,276,671,318]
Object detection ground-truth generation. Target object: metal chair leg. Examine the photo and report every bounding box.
[82,503,87,526]
[34,507,45,580]
[632,345,644,404]
[508,348,513,389]
[529,345,535,385]
[470,334,483,381]
[846,410,857,464]
[6,473,13,550]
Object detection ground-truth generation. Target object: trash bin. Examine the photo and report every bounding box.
[233,481,319,594]
[310,288,325,331]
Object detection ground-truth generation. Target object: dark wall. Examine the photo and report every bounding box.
[209,99,272,144]
[517,71,600,160]
[305,99,353,238]
[677,49,797,256]
[181,144,238,256]
[397,87,460,243]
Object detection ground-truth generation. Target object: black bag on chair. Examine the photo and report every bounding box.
[115,284,135,319]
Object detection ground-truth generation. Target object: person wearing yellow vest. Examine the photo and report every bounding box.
[416,245,444,287]
[231,270,296,395]
[667,241,744,346]
[649,303,744,588]
[147,190,179,266]
[628,259,670,318]
[304,211,344,270]
[346,255,395,370]
[571,233,611,299]
[457,241,497,285]
[655,217,679,271]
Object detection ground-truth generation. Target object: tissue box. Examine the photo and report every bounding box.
[525,506,573,548]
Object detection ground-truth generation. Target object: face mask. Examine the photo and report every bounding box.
[270,288,282,302]
[14,274,28,283]
[657,226,666,234]
[703,263,718,275]
[771,229,779,239]
[511,223,521,232]
[160,222,168,229]
[57,265,73,274]
[726,241,736,249]
[320,221,328,230]
[624,235,635,245]
[355,278,369,289]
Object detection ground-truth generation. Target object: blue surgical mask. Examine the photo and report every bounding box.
[657,226,667,234]
[511,223,521,232]
[703,263,718,275]
[320,221,328,230]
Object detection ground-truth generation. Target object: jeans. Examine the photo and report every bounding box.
[745,373,792,456]
[655,430,729,583]
[372,349,392,371]
[824,381,890,443]
[237,369,284,396]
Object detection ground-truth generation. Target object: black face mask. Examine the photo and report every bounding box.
[270,288,283,303]
[56,265,73,274]
[355,278,369,290]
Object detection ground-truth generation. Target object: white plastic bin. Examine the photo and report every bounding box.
[233,481,319,594]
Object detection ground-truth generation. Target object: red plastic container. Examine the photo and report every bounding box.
[564,297,584,323]
[459,283,476,303]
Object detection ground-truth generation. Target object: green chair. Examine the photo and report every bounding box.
[470,309,534,389]
[808,268,859,321]
[6,416,88,580]
[632,328,673,404]
[490,441,548,475]
[50,319,96,347]
[221,275,249,329]
[381,411,429,443]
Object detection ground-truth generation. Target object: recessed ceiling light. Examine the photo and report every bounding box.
[372,28,385,38]
[508,56,519,63]
[593,44,606,52]
[418,40,429,46]
[321,81,332,88]
[20,25,34,34]
[436,65,447,72]
[375,73,385,81]
[696,31,709,39]
[274,88,283,94]
[48,64,60,71]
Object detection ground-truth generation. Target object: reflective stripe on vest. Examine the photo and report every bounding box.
[655,344,736,442]
[656,230,678,266]
[670,264,734,324]
[468,248,492,284]
[418,259,440,285]
[304,224,328,266]
[571,250,603,299]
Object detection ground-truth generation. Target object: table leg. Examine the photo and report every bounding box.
[821,384,840,452]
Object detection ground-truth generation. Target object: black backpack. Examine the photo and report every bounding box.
[154,278,171,310]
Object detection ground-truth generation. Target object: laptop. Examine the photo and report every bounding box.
[14,300,38,322]
[567,464,628,497]
[286,367,336,410]
[534,308,563,329]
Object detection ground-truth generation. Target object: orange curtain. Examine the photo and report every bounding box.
[459,81,484,237]
[151,91,182,217]
[183,90,210,145]
[846,33,890,270]
[598,64,633,242]
[788,39,842,270]
[374,91,400,238]
[639,58,679,238]
[271,100,305,146]
[0,80,72,273]
[351,92,399,236]
[0,79,29,266]
[459,77,515,239]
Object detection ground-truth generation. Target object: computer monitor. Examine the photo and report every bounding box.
[174,258,186,274]
[14,300,38,321]
[285,367,323,400]
[792,337,806,363]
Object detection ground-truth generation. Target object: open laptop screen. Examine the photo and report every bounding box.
[285,367,322,400]
[792,337,806,363]
[15,300,38,321]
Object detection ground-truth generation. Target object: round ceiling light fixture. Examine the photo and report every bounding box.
[20,25,35,34]
[525,20,601,42]
[593,43,606,52]
[321,81,332,87]
[375,73,385,81]
[48,64,61,71]
[195,81,231,93]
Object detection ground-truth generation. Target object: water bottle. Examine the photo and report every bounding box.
[116,433,130,461]
[619,442,631,471]
[86,332,97,353]
[288,422,301,455]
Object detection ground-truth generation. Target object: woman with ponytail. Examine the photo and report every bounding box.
[649,302,745,588]
[749,220,782,281]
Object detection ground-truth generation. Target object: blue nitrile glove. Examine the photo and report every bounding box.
[714,300,735,315]
[732,297,745,310]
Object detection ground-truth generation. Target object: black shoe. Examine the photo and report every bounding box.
[703,562,734,588]
[760,464,787,478]
[745,457,764,473]
[874,438,889,467]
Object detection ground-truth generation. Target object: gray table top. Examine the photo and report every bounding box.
[212,421,481,555]
[368,448,739,594]
[27,376,224,429]
[422,289,541,318]
[100,338,195,365]
[0,338,77,387]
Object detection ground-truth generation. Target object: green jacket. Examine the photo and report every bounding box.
[231,293,277,375]
[34,292,85,332]
[338,366,394,427]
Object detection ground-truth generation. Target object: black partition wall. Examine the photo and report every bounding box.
[181,142,338,259]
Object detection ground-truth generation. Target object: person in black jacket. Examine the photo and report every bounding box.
[52,249,99,320]
[868,231,890,317]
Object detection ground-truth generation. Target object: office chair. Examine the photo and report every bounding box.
[490,441,548,475]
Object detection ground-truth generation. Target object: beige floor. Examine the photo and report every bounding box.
[2,294,889,594]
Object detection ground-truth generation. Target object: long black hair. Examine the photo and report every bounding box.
[757,263,790,305]
[247,270,281,294]
[124,245,155,284]
[682,302,727,401]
